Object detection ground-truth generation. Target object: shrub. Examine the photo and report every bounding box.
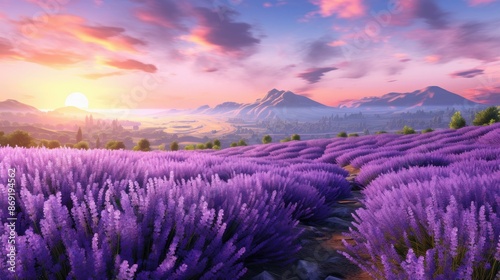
[170,141,179,151]
[213,145,221,150]
[291,134,301,141]
[401,125,416,135]
[133,138,151,151]
[105,140,126,150]
[184,144,196,150]
[47,140,61,149]
[74,141,89,150]
[280,137,291,143]
[205,141,214,149]
[348,133,359,137]
[422,128,434,133]
[337,131,347,137]
[38,139,49,148]
[375,131,387,135]
[230,142,238,147]
[262,135,272,144]
[213,139,221,147]
[450,111,467,129]
[473,106,499,126]
[238,139,247,146]
[7,130,34,148]
[196,143,206,150]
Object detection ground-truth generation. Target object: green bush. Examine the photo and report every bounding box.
[38,139,50,148]
[230,142,238,147]
[337,131,347,138]
[65,143,74,148]
[422,128,434,133]
[280,137,291,143]
[262,135,272,144]
[133,138,151,151]
[473,106,499,126]
[401,125,416,135]
[105,140,126,150]
[450,111,466,129]
[74,141,89,150]
[184,144,195,150]
[213,139,221,147]
[7,130,34,148]
[170,141,179,151]
[196,143,206,150]
[291,134,301,141]
[213,145,221,150]
[205,141,214,149]
[375,131,387,135]
[47,140,61,149]
[348,133,359,137]
[237,139,247,146]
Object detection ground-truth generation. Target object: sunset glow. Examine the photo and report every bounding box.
[0,0,499,109]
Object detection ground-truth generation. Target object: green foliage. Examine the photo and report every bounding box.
[213,145,221,150]
[337,131,348,138]
[95,136,101,149]
[375,131,387,135]
[47,140,61,149]
[237,139,247,146]
[280,137,291,143]
[450,111,467,129]
[196,143,206,150]
[158,144,166,151]
[76,127,83,143]
[473,106,499,126]
[205,141,214,149]
[7,130,34,148]
[291,134,301,141]
[401,125,416,135]
[105,140,126,150]
[184,144,196,150]
[230,142,238,147]
[170,141,179,151]
[133,138,151,151]
[262,135,272,144]
[213,139,221,147]
[74,141,89,150]
[348,133,359,137]
[422,128,434,133]
[38,139,50,148]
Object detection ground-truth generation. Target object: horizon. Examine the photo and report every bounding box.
[1,0,500,110]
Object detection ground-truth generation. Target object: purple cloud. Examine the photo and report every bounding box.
[414,0,449,29]
[450,68,484,78]
[297,67,337,83]
[303,37,341,63]
[105,59,157,73]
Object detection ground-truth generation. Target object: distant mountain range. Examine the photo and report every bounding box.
[192,86,482,120]
[0,99,40,112]
[338,86,479,108]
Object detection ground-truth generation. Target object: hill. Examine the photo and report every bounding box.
[0,99,40,113]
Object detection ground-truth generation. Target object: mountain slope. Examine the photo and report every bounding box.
[339,86,480,108]
[0,99,40,112]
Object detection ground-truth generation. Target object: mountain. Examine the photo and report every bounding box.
[0,99,40,113]
[205,89,334,120]
[339,86,480,108]
[50,106,91,116]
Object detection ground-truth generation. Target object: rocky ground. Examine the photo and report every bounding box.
[244,166,373,280]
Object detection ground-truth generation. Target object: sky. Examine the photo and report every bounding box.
[1,0,500,109]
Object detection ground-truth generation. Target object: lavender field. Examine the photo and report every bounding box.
[1,123,499,279]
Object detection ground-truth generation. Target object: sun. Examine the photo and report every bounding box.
[65,92,89,109]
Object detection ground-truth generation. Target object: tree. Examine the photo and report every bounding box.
[7,130,34,147]
[38,139,49,148]
[262,135,272,144]
[0,131,7,146]
[375,131,387,135]
[170,141,179,151]
[422,128,434,133]
[230,142,238,147]
[76,127,83,143]
[47,140,61,149]
[401,125,416,134]
[237,139,247,146]
[280,137,291,143]
[337,131,347,138]
[473,106,499,126]
[348,133,359,137]
[74,141,89,150]
[291,134,300,141]
[450,111,466,129]
[196,143,206,150]
[105,140,126,150]
[95,136,101,149]
[205,141,213,149]
[133,138,151,151]
[213,145,221,150]
[213,139,221,147]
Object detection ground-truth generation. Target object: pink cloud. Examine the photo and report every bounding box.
[310,0,366,18]
[469,0,496,5]
[105,58,157,73]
